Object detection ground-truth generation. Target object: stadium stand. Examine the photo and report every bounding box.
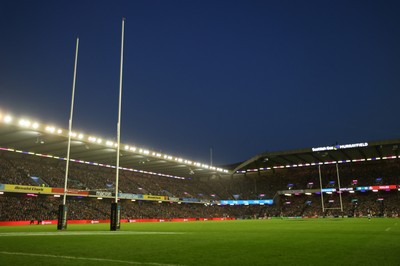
[0,148,399,222]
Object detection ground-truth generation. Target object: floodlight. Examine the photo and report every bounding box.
[19,119,31,127]
[4,115,13,123]
[46,126,55,133]
[32,122,39,129]
[106,141,114,146]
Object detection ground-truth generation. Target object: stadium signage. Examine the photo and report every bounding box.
[52,188,89,196]
[169,197,180,202]
[279,190,304,195]
[4,184,52,193]
[182,198,200,203]
[312,142,368,152]
[219,200,273,205]
[0,184,4,190]
[118,193,143,199]
[339,188,354,192]
[356,186,371,191]
[370,185,397,191]
[95,191,112,197]
[143,195,167,201]
[321,188,336,192]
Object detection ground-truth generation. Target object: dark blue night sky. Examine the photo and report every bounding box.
[1,0,400,165]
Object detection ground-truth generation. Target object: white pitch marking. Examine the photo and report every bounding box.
[0,251,185,266]
[385,227,391,232]
[0,231,185,237]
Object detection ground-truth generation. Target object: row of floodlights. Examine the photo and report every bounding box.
[237,156,400,174]
[0,112,229,173]
[284,189,400,197]
[0,146,185,179]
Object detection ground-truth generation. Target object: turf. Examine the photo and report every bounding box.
[0,218,399,266]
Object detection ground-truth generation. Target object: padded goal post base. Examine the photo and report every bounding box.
[57,204,68,230]
[110,202,121,231]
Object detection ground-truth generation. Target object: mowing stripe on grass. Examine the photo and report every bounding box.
[0,231,185,237]
[0,251,185,266]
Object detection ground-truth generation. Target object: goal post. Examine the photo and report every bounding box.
[318,163,344,215]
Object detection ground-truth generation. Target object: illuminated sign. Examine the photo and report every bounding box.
[312,142,368,152]
[356,186,371,191]
[339,188,354,192]
[370,185,397,191]
[219,200,273,205]
[321,188,336,192]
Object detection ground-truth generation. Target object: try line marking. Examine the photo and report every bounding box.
[0,231,186,237]
[0,251,185,266]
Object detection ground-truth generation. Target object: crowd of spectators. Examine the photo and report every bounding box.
[0,150,399,221]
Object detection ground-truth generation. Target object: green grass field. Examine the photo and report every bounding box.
[0,218,399,266]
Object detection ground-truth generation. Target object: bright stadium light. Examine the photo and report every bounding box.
[4,115,12,123]
[32,122,39,129]
[19,119,31,127]
[46,126,55,133]
[106,140,114,146]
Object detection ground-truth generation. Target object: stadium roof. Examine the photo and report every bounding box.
[1,111,399,179]
[233,139,400,174]
[0,112,230,180]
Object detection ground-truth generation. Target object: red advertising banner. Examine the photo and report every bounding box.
[370,185,397,190]
[51,188,89,196]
